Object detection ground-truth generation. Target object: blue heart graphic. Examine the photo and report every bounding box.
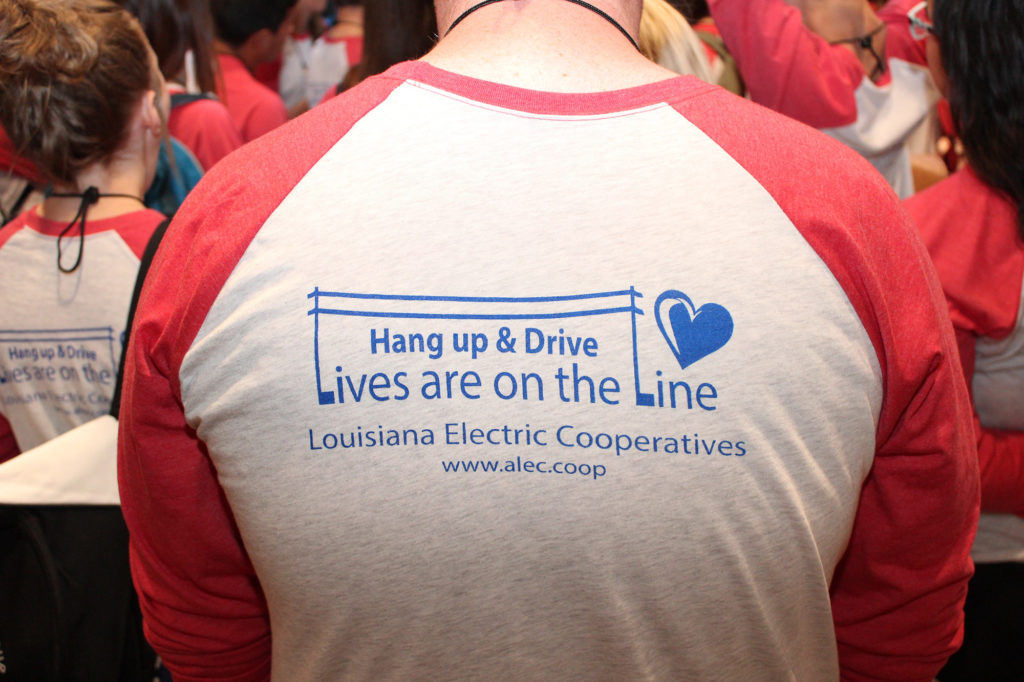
[655,290,734,371]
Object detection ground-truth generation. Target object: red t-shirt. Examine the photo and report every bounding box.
[167,85,244,171]
[215,54,289,144]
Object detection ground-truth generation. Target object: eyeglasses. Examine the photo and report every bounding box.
[908,1,935,40]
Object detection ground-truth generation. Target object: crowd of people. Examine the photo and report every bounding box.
[0,0,1020,679]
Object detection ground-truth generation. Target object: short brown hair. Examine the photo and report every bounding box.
[0,0,158,186]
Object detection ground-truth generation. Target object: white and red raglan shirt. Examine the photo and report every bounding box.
[0,207,165,462]
[709,0,939,198]
[118,61,978,682]
[907,168,1024,564]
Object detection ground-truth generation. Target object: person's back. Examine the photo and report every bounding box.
[0,0,168,462]
[0,1,166,677]
[903,0,1024,677]
[119,1,979,679]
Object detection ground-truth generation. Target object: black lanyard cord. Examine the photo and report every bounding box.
[47,186,145,274]
[444,0,640,52]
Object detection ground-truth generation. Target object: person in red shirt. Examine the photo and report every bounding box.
[211,0,298,142]
[905,0,1024,678]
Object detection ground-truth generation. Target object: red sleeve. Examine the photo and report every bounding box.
[117,75,404,680]
[168,99,244,172]
[112,209,168,259]
[675,89,978,681]
[0,413,20,464]
[815,172,976,682]
[707,0,863,128]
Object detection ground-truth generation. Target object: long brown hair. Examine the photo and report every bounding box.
[340,0,436,91]
[934,0,1024,239]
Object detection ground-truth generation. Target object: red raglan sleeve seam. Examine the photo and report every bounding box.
[113,210,167,260]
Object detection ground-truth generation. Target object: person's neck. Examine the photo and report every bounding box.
[336,5,364,27]
[41,161,147,223]
[423,0,677,92]
[215,39,258,72]
[328,6,363,38]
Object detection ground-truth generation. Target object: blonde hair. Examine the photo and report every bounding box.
[639,0,713,82]
[0,0,159,185]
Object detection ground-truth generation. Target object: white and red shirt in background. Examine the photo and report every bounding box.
[907,168,1024,564]
[709,0,939,198]
[0,207,166,462]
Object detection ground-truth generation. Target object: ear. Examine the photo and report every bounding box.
[139,89,163,137]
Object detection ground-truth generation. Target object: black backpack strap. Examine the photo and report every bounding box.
[169,92,216,109]
[109,218,170,417]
